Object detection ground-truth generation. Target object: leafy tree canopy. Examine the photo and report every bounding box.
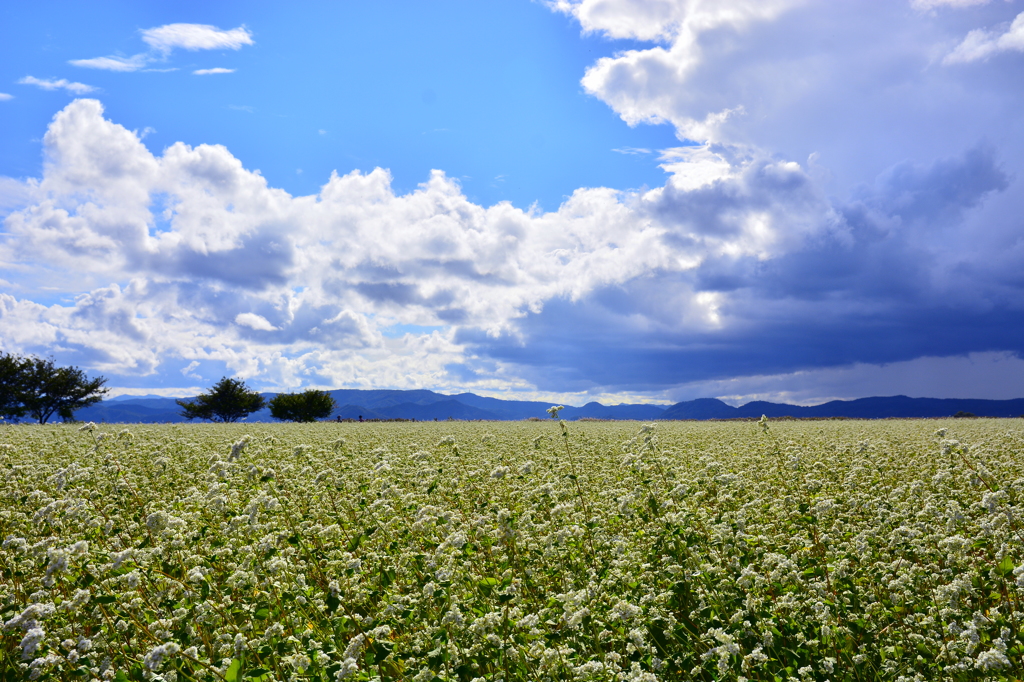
[0,353,108,424]
[0,353,30,421]
[176,377,266,423]
[269,389,337,422]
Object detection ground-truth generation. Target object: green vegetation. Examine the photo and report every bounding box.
[269,390,337,423]
[176,377,266,423]
[1,418,1023,680]
[0,352,107,424]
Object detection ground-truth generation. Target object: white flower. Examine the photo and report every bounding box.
[976,648,1011,669]
[336,657,359,680]
[143,641,180,671]
[609,600,642,622]
[20,627,45,659]
[342,634,366,662]
[229,436,250,461]
[441,606,464,626]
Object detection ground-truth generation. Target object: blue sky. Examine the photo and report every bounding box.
[1,0,1024,405]
[0,1,677,210]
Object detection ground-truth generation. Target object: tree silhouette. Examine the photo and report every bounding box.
[0,353,30,422]
[176,377,266,423]
[0,354,108,424]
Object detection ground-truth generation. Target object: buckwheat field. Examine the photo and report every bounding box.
[2,417,1023,682]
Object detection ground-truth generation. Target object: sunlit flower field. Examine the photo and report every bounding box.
[2,418,1023,681]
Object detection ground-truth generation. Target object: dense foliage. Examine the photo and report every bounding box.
[176,378,266,423]
[1,418,1023,681]
[269,391,337,423]
[0,353,107,424]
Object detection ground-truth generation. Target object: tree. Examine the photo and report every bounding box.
[0,352,30,421]
[1,354,108,424]
[269,389,336,422]
[176,377,266,422]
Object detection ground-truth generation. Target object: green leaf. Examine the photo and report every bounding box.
[94,595,117,604]
[369,640,393,662]
[254,606,271,620]
[244,668,271,679]
[224,659,242,682]
[113,673,129,682]
[477,577,499,595]
[997,555,1015,577]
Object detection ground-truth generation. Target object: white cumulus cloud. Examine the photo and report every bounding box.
[0,99,829,392]
[0,97,1019,402]
[553,0,798,140]
[235,313,277,331]
[944,11,1024,63]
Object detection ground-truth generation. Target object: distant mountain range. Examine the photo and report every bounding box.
[70,390,1024,423]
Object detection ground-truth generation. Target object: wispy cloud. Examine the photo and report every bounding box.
[193,67,235,75]
[18,76,95,94]
[0,93,13,101]
[944,11,1024,63]
[69,24,253,75]
[611,147,651,155]
[180,360,202,380]
[911,0,991,9]
[228,104,254,113]
[141,24,254,53]
[68,54,148,72]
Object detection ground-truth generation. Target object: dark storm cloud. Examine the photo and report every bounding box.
[457,146,1020,392]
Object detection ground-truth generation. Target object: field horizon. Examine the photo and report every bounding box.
[70,389,1024,425]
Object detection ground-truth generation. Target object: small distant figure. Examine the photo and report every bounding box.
[358,415,363,422]
[335,416,341,422]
